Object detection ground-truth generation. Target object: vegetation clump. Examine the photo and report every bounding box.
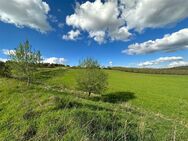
[22,125,37,141]
[0,61,11,77]
[77,58,108,96]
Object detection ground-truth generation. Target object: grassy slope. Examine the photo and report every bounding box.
[1,68,188,140]
[44,68,188,122]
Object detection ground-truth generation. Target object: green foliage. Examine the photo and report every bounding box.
[0,61,11,77]
[77,69,108,95]
[9,40,42,85]
[0,61,5,76]
[79,58,100,69]
[77,58,108,96]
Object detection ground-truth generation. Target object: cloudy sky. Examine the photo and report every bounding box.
[0,0,188,68]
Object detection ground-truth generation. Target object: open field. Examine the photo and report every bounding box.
[1,68,188,140]
[41,68,188,121]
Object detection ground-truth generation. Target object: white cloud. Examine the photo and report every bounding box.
[0,58,8,62]
[1,49,15,56]
[62,30,80,41]
[65,0,188,43]
[89,31,106,44]
[43,57,66,64]
[66,0,131,43]
[66,0,120,31]
[1,50,66,65]
[110,26,132,41]
[168,61,188,68]
[0,0,52,33]
[109,61,113,66]
[138,56,183,68]
[121,0,188,31]
[123,28,188,55]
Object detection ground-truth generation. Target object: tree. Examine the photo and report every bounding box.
[77,58,108,96]
[79,58,100,69]
[10,40,42,85]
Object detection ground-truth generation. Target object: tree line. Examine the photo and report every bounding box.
[108,67,188,75]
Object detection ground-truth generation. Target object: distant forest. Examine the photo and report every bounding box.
[108,66,188,75]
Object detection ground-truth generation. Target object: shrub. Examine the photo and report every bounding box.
[77,69,108,96]
[77,58,108,96]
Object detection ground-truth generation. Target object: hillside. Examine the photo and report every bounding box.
[109,66,188,75]
[1,68,188,140]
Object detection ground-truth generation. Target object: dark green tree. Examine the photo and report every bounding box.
[0,61,11,77]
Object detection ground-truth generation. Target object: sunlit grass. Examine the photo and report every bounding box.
[1,68,188,140]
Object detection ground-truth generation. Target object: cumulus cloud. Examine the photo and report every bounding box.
[110,27,132,41]
[121,0,188,31]
[62,30,80,41]
[43,57,66,64]
[64,0,188,43]
[138,56,183,68]
[1,50,66,65]
[109,61,113,66]
[66,0,131,43]
[0,0,52,32]
[89,31,106,44]
[168,61,188,68]
[1,49,15,56]
[123,28,188,55]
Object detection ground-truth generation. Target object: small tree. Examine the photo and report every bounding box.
[79,58,100,69]
[77,58,108,96]
[10,40,41,85]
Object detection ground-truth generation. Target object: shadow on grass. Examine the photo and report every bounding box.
[92,92,136,103]
[49,95,112,112]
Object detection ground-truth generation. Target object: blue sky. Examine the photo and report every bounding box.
[0,0,188,67]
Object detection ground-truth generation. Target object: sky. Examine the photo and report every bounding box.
[0,0,188,68]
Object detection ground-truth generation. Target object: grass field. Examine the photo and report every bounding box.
[1,67,188,140]
[42,68,188,121]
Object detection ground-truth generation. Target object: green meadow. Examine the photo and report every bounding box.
[1,67,188,140]
[43,68,188,121]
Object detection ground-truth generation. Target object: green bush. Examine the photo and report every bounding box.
[77,58,108,96]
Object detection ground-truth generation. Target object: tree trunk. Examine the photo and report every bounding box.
[88,91,91,96]
[27,77,30,86]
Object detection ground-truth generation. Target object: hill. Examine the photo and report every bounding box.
[0,68,188,140]
[108,66,188,75]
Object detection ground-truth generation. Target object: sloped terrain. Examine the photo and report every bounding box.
[0,68,188,140]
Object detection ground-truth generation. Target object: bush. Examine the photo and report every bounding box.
[76,58,108,96]
[77,69,108,96]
